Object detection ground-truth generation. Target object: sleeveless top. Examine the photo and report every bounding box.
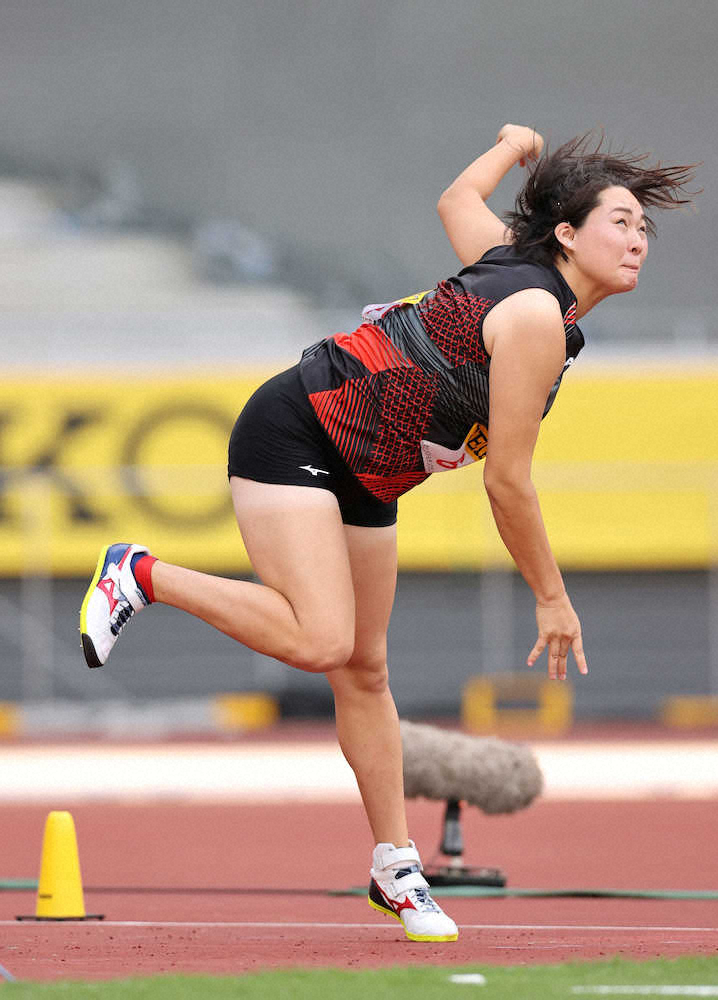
[299,244,584,503]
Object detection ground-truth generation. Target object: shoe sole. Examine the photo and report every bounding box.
[79,543,112,669]
[367,896,459,942]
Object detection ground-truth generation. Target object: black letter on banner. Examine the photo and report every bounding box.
[0,411,104,524]
[121,403,233,528]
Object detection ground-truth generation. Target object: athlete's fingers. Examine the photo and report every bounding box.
[572,636,589,676]
[547,643,561,680]
[496,128,527,166]
[556,644,569,681]
[527,636,546,669]
[496,124,514,145]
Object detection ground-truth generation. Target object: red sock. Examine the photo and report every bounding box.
[132,554,158,604]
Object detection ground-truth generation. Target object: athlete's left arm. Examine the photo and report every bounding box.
[482,289,588,679]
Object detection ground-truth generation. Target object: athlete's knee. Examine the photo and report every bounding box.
[331,649,389,695]
[289,633,354,674]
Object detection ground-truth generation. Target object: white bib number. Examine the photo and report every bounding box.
[420,422,488,473]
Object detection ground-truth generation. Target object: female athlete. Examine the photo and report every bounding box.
[80,124,696,942]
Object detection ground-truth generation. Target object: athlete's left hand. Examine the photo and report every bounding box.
[528,593,588,680]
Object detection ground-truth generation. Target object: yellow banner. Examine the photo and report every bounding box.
[398,364,718,569]
[1,372,264,577]
[1,364,718,576]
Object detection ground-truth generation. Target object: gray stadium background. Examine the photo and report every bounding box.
[1,0,717,721]
[1,0,715,321]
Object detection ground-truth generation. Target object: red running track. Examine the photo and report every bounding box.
[1,798,717,981]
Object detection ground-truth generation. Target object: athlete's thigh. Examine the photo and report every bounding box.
[343,522,398,662]
[230,476,355,634]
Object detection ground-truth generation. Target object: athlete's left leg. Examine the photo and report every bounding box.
[325,522,406,845]
[328,522,459,942]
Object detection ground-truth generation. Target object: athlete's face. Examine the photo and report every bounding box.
[563,186,648,295]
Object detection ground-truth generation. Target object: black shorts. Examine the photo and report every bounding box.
[227,365,398,528]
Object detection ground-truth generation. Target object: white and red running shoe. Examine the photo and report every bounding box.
[80,543,152,669]
[368,841,458,942]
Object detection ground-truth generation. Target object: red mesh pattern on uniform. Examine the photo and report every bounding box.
[309,370,434,500]
[370,369,439,475]
[418,282,493,365]
[357,471,429,502]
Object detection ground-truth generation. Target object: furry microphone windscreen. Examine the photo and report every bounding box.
[400,720,543,815]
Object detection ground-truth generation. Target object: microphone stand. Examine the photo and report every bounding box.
[424,799,506,888]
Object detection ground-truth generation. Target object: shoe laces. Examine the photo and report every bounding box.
[387,866,440,913]
[408,887,441,913]
[110,601,135,637]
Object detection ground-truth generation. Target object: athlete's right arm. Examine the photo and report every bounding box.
[437,124,544,267]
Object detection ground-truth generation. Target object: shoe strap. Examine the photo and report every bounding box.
[391,871,429,894]
[373,843,422,871]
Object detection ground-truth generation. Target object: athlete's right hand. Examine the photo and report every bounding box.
[496,124,544,167]
[528,593,588,680]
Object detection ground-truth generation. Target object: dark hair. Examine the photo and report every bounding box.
[505,132,699,268]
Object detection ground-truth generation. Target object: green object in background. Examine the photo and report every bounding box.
[331,885,718,900]
[0,879,37,891]
[3,880,718,900]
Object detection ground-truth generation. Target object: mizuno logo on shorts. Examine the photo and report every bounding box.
[299,465,330,477]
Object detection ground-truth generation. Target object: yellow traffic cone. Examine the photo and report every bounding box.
[16,811,104,921]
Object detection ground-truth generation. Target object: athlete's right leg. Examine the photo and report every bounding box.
[154,478,356,672]
[83,479,357,674]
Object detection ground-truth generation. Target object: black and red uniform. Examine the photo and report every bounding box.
[228,244,583,526]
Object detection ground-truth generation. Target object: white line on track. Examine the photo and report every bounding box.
[2,921,717,932]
